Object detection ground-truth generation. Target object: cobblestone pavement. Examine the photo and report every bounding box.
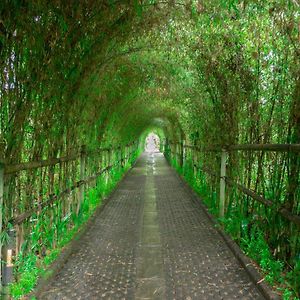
[154,154,263,300]
[39,152,264,300]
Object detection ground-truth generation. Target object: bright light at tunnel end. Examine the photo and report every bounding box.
[145,132,160,153]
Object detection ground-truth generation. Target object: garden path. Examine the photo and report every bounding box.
[39,153,264,300]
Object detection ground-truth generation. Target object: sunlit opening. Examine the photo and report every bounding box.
[145,132,160,152]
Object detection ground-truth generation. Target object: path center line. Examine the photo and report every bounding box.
[135,153,165,300]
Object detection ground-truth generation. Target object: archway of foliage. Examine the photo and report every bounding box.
[0,0,299,297]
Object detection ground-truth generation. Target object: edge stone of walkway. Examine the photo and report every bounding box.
[170,165,281,300]
[29,162,137,300]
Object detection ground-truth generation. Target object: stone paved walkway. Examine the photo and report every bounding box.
[39,153,264,300]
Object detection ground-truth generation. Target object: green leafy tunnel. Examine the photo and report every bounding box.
[0,1,299,298]
[1,1,299,154]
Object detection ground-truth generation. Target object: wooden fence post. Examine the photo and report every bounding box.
[193,147,197,176]
[182,140,186,165]
[108,148,111,167]
[121,148,124,168]
[179,141,183,168]
[0,162,4,289]
[119,148,122,168]
[164,138,168,157]
[219,149,228,218]
[105,150,109,184]
[77,145,86,215]
[2,228,15,296]
[126,145,129,164]
[123,147,126,165]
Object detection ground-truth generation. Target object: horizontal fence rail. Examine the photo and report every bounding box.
[0,141,138,291]
[8,164,113,226]
[170,141,300,153]
[7,153,133,227]
[4,153,79,175]
[195,164,300,226]
[3,142,136,175]
[228,144,300,152]
[167,141,300,226]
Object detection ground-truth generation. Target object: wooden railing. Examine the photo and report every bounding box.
[0,141,138,290]
[167,141,300,225]
[179,143,300,152]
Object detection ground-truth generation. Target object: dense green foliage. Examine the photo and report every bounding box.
[0,1,299,298]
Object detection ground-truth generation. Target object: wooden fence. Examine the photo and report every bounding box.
[0,141,138,290]
[167,141,300,225]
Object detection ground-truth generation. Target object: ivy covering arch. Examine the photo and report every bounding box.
[0,0,299,298]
